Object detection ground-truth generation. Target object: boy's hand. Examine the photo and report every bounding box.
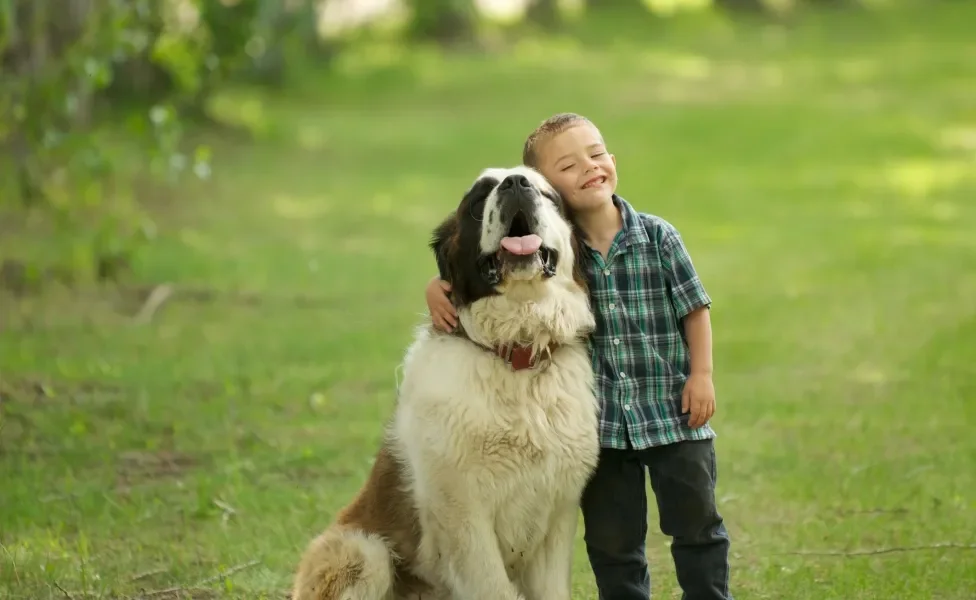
[425,276,457,332]
[681,373,715,429]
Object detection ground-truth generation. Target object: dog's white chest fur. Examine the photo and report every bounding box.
[391,330,600,598]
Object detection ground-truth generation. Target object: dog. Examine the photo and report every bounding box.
[292,166,600,600]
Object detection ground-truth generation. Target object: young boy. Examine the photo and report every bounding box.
[424,113,732,600]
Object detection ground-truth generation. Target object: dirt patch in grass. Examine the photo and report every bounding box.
[133,587,219,599]
[0,376,129,407]
[116,450,200,487]
[0,376,231,408]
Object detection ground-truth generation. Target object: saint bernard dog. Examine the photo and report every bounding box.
[292,166,600,600]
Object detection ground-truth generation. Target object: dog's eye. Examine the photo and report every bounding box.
[469,196,488,221]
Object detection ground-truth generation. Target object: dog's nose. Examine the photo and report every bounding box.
[499,174,531,192]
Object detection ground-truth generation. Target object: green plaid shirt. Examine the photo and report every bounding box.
[581,195,716,450]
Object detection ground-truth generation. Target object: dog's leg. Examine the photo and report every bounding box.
[432,516,523,599]
[519,501,579,600]
[418,497,523,600]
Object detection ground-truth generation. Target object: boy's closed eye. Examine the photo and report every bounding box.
[560,153,603,172]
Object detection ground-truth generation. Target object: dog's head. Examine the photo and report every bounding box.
[431,166,587,308]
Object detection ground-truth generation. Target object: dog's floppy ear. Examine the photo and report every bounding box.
[429,213,459,284]
[569,227,590,294]
[557,197,591,294]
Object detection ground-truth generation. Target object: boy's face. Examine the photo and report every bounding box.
[535,122,617,212]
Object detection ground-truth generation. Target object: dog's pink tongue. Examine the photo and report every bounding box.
[500,235,542,256]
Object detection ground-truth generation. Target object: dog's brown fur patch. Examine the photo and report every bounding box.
[293,443,431,600]
[336,444,429,593]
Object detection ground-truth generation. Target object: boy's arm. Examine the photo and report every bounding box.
[683,306,713,375]
[659,223,713,373]
[682,304,715,428]
[659,222,716,426]
[426,275,457,332]
[659,223,712,322]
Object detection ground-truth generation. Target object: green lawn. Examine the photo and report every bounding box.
[3,3,976,599]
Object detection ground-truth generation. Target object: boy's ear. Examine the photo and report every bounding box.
[429,213,459,283]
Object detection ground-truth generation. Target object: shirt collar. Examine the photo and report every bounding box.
[613,194,651,249]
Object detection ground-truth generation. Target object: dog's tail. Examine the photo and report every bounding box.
[292,525,395,600]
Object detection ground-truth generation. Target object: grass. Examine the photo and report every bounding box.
[3,3,976,598]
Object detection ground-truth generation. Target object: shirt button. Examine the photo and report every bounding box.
[624,404,632,411]
[613,338,620,345]
[603,269,610,276]
[608,303,615,310]
[620,372,627,378]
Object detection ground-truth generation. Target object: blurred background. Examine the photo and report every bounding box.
[1,0,975,598]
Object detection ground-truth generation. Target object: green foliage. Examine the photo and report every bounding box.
[0,0,325,287]
[0,0,216,284]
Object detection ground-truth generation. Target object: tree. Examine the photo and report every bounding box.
[407,0,478,45]
[711,0,769,13]
[0,0,210,283]
[526,0,562,28]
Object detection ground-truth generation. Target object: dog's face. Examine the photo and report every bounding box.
[431,166,586,307]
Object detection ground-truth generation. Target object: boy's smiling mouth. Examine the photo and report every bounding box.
[582,175,606,189]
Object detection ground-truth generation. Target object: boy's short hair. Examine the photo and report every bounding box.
[522,112,597,168]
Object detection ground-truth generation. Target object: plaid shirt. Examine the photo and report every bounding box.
[581,195,716,450]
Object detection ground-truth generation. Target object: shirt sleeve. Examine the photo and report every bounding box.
[659,222,712,319]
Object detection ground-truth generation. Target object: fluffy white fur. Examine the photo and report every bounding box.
[394,304,598,598]
[292,167,600,600]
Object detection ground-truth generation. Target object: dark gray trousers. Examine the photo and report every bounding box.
[580,439,733,600]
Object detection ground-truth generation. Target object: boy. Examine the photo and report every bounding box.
[425,113,732,600]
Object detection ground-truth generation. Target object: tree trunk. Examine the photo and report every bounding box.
[711,0,769,14]
[526,0,561,28]
[803,0,855,7]
[585,0,647,13]
[408,0,477,45]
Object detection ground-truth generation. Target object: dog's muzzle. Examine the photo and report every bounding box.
[478,255,502,285]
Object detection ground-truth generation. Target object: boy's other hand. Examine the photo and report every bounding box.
[681,373,716,429]
[426,276,457,332]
